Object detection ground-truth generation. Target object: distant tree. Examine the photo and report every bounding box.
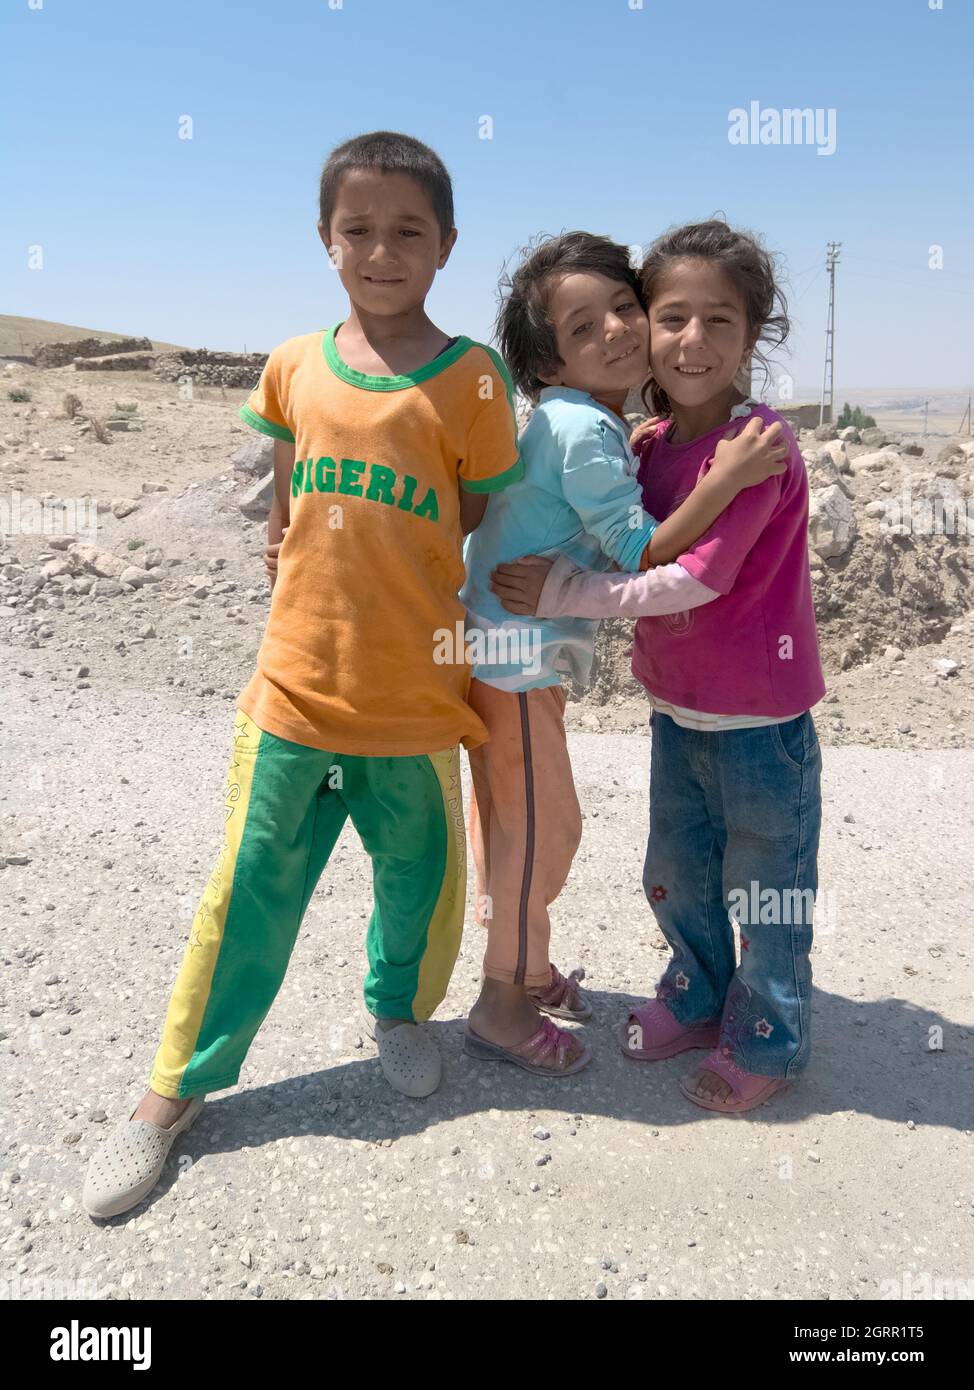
[837,401,877,430]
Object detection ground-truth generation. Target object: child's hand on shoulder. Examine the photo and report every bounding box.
[712,414,788,488]
[629,415,668,453]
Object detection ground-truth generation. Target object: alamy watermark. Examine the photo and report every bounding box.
[729,102,837,157]
[879,1271,973,1300]
[433,620,543,678]
[727,881,837,933]
[0,1274,109,1300]
[0,491,98,544]
[873,481,972,538]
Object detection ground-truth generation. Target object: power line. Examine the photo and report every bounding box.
[843,269,974,297]
[794,268,826,305]
[844,252,974,281]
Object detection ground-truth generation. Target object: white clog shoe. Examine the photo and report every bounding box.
[83,1096,204,1219]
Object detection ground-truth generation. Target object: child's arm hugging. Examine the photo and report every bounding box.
[639,415,788,568]
[559,413,786,582]
[263,438,295,589]
[491,416,790,618]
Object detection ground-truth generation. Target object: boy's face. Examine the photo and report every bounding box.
[648,258,752,408]
[319,170,457,317]
[537,271,649,397]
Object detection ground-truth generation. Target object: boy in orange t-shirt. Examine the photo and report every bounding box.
[83,132,522,1219]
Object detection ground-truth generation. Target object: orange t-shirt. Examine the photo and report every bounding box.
[236,324,522,756]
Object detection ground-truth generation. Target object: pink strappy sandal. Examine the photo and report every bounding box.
[464,1017,592,1076]
[528,964,592,1022]
[618,997,720,1061]
[680,1049,790,1113]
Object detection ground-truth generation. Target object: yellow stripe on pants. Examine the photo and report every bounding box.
[412,746,466,1021]
[149,711,262,1099]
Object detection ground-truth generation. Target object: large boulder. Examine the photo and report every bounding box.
[118,565,161,588]
[819,438,852,473]
[850,448,901,476]
[805,449,854,498]
[69,544,127,579]
[808,483,857,559]
[230,435,275,477]
[238,469,275,521]
[860,427,888,447]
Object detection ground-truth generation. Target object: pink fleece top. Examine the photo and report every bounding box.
[629,405,825,717]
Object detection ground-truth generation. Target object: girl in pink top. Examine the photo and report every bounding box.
[491,220,826,1113]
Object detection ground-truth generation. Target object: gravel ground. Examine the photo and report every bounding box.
[2,364,972,1301]
[2,679,972,1301]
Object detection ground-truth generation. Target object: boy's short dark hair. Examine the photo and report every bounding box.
[318,131,455,240]
[495,232,646,402]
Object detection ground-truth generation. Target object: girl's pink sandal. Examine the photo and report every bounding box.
[680,1049,790,1113]
[528,963,592,1022]
[464,1017,592,1077]
[618,997,720,1061]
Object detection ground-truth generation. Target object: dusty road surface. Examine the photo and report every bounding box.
[1,360,972,1300]
[2,681,972,1301]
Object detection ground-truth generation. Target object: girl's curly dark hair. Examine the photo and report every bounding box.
[494,231,645,403]
[639,219,790,417]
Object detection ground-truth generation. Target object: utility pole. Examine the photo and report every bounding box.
[819,241,841,427]
[959,391,972,436]
[923,399,929,435]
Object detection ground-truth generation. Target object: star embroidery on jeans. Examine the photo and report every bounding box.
[675,972,690,991]
[741,934,751,952]
[755,1018,774,1038]
[650,885,667,902]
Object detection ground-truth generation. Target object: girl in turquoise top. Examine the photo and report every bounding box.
[462,231,788,1076]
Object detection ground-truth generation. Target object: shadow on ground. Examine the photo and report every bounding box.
[100,986,973,1222]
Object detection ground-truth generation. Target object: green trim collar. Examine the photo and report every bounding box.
[322,322,473,391]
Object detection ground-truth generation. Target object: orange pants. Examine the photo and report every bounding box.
[467,678,583,988]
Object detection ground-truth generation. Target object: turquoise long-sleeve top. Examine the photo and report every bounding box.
[461,385,657,691]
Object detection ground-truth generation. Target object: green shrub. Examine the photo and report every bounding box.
[837,402,877,430]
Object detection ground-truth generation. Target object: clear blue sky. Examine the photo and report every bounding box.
[3,0,971,393]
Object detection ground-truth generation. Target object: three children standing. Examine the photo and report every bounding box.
[84,130,824,1219]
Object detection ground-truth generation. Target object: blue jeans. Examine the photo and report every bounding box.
[644,709,822,1079]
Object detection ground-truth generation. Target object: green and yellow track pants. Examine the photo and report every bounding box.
[149,710,466,1099]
